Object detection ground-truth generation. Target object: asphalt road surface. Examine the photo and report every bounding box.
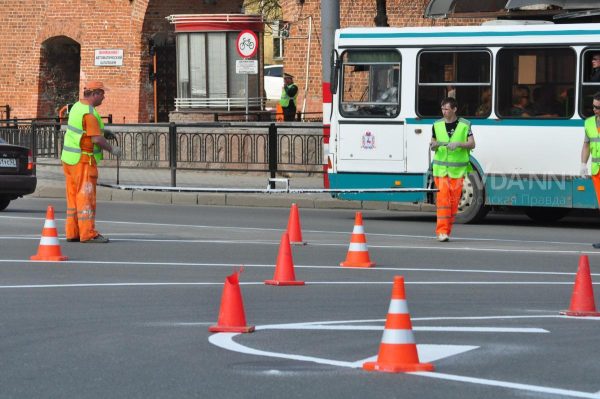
[1,197,600,399]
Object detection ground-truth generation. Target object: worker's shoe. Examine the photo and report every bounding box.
[66,237,80,242]
[437,233,449,242]
[82,234,109,244]
[593,242,600,249]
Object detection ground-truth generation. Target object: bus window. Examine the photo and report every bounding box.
[340,50,401,118]
[417,50,491,118]
[580,49,600,117]
[496,47,575,118]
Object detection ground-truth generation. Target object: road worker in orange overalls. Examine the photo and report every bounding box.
[61,81,121,243]
[430,97,476,242]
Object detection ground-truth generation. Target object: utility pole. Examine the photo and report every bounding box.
[321,0,339,188]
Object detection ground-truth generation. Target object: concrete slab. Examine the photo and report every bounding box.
[314,199,361,209]
[172,193,198,205]
[111,189,133,202]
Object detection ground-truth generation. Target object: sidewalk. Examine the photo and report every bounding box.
[32,160,432,212]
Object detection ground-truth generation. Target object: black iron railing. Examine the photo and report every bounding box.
[0,120,324,186]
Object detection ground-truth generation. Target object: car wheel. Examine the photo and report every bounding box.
[455,170,489,224]
[0,197,10,211]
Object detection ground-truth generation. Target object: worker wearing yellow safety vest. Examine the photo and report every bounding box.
[580,92,600,248]
[280,73,298,122]
[430,97,476,242]
[61,81,121,243]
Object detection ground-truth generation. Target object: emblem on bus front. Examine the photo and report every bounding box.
[361,131,375,150]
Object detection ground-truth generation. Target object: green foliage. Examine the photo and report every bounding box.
[243,0,282,22]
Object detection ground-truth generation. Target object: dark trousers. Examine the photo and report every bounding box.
[282,104,296,121]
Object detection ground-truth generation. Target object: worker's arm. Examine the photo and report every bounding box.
[86,114,121,156]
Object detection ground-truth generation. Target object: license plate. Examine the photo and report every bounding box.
[0,158,16,168]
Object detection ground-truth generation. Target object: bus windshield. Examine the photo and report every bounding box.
[340,50,401,118]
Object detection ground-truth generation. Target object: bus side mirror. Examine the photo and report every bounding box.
[330,49,339,94]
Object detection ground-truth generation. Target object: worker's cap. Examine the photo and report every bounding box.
[284,73,294,79]
[84,81,109,92]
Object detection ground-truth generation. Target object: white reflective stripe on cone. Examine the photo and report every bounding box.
[39,236,60,246]
[388,299,409,314]
[348,242,368,251]
[44,220,56,228]
[381,329,416,344]
[352,225,365,234]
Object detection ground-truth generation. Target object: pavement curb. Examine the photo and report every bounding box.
[32,180,430,212]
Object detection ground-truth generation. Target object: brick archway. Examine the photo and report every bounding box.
[37,36,81,118]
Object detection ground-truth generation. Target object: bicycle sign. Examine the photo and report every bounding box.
[236,30,258,59]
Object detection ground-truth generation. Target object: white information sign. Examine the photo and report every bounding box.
[236,59,258,75]
[94,49,124,66]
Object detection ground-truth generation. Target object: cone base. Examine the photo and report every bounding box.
[208,325,255,333]
[363,361,434,373]
[340,261,375,268]
[30,254,68,261]
[264,279,305,286]
[560,310,600,317]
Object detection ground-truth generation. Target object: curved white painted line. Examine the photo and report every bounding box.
[208,317,600,398]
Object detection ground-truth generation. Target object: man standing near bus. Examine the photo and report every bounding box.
[430,97,476,242]
[580,92,600,248]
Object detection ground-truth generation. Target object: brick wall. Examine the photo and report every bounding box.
[281,0,488,115]
[0,0,243,122]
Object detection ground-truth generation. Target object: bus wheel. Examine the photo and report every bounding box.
[455,171,488,224]
[524,207,570,223]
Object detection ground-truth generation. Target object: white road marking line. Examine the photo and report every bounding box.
[0,259,596,278]
[2,234,596,255]
[0,214,594,247]
[255,324,549,333]
[0,282,598,290]
[209,318,600,398]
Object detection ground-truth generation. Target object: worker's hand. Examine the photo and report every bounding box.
[580,163,588,177]
[111,146,122,157]
[104,131,116,140]
[447,142,461,151]
[429,141,440,151]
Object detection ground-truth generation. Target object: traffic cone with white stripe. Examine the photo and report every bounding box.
[30,205,68,261]
[363,276,434,373]
[340,211,375,268]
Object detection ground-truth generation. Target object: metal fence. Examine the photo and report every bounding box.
[0,120,325,186]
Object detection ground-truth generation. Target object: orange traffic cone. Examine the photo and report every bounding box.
[209,268,255,333]
[276,103,284,122]
[265,232,305,286]
[30,205,68,261]
[287,203,306,245]
[560,255,600,317]
[340,211,375,268]
[363,276,434,373]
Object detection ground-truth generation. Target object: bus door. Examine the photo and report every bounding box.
[336,49,404,173]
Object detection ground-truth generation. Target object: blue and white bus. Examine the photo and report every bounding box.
[327,21,600,223]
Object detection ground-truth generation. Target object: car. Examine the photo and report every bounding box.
[0,138,37,211]
[264,64,283,101]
